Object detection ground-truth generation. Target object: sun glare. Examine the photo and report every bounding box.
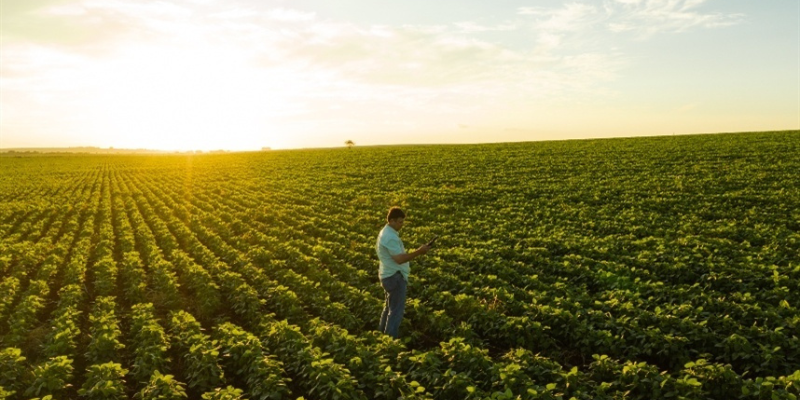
[2,1,795,151]
[85,42,284,151]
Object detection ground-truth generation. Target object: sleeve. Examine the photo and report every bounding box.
[382,236,405,257]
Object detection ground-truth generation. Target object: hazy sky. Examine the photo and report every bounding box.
[1,0,798,150]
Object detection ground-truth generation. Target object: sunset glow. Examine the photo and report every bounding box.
[1,0,798,150]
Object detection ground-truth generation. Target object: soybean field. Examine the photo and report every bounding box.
[1,131,798,400]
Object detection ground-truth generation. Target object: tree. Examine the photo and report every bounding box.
[345,140,355,149]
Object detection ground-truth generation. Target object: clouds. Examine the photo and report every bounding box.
[3,0,620,121]
[519,3,600,33]
[518,0,744,39]
[452,21,518,33]
[0,0,760,149]
[606,0,745,36]
[3,0,744,94]
[1,1,630,86]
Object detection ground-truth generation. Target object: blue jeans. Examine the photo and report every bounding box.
[378,272,407,338]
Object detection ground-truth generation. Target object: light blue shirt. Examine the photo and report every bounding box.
[376,225,410,281]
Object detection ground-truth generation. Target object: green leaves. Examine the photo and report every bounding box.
[92,257,118,297]
[85,296,124,365]
[167,311,225,392]
[2,131,800,399]
[78,362,128,399]
[201,386,246,400]
[213,322,290,400]
[130,303,170,383]
[259,318,365,400]
[42,306,81,358]
[135,371,187,400]
[25,356,74,398]
[0,347,26,393]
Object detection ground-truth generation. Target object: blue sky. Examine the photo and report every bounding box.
[1,0,797,150]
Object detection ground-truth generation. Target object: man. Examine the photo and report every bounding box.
[376,207,430,338]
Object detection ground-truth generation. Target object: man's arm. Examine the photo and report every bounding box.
[391,244,430,264]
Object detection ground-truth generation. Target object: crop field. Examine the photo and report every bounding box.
[0,131,798,400]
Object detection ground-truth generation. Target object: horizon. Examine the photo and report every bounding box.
[2,129,796,153]
[1,0,798,151]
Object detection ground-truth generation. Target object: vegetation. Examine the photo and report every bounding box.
[0,131,798,399]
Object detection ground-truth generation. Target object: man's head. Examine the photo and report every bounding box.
[387,207,405,231]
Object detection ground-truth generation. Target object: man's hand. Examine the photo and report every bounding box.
[390,244,431,264]
[416,244,431,255]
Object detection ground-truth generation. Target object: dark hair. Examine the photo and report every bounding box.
[387,207,405,222]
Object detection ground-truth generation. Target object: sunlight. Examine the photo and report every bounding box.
[86,42,285,151]
[2,0,795,151]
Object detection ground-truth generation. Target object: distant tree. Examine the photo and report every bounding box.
[345,140,355,149]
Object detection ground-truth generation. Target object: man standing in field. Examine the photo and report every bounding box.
[377,207,430,338]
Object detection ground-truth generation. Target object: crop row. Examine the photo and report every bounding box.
[1,132,799,399]
[114,158,800,398]
[130,165,798,377]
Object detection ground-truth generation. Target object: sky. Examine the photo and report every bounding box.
[1,0,798,151]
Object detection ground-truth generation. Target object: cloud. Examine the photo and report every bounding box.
[519,1,744,39]
[266,8,316,22]
[5,0,616,94]
[3,0,748,149]
[1,0,628,131]
[609,0,745,36]
[518,4,600,32]
[224,16,532,96]
[452,21,518,33]
[1,0,200,56]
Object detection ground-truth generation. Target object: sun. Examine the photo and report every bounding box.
[85,42,285,151]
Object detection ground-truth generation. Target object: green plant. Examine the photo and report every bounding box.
[201,386,246,400]
[135,370,187,400]
[214,322,290,400]
[78,362,128,399]
[0,347,26,393]
[85,296,124,364]
[25,356,74,398]
[130,303,170,382]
